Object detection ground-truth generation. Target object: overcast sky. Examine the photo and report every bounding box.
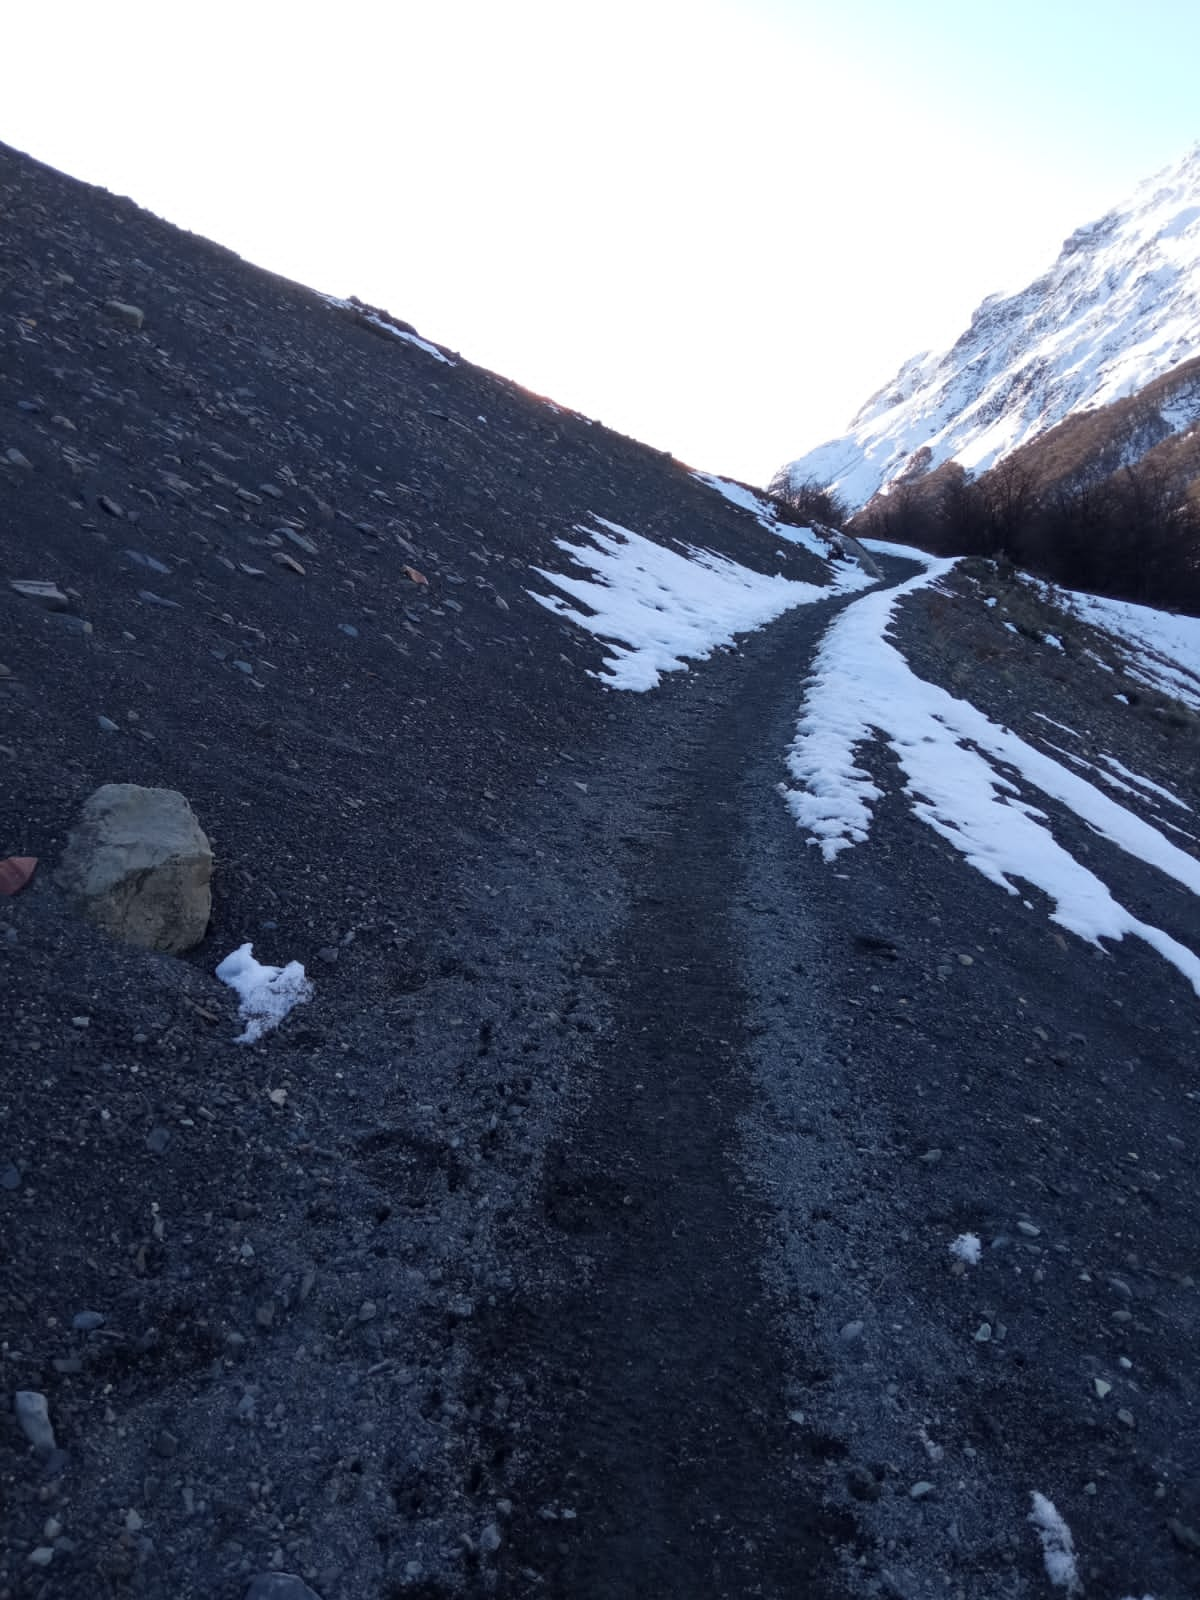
[6,1,1199,486]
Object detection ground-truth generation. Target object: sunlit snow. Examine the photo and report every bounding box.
[529,516,865,691]
[781,548,1200,995]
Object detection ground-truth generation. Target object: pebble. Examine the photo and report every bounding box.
[27,1547,54,1567]
[1116,1408,1135,1428]
[909,1481,935,1500]
[1016,1221,1041,1237]
[5,448,33,470]
[974,1322,992,1342]
[2,1164,22,1190]
[72,1310,106,1331]
[98,495,124,518]
[137,589,182,609]
[1093,1378,1112,1399]
[917,1148,942,1165]
[14,1391,57,1455]
[145,1126,171,1155]
[97,715,120,733]
[338,623,359,638]
[479,1522,503,1555]
[839,1319,865,1343]
[957,953,974,966]
[358,1300,378,1322]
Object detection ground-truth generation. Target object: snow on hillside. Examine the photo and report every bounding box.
[781,544,1200,996]
[528,515,871,690]
[1043,582,1200,711]
[782,143,1200,510]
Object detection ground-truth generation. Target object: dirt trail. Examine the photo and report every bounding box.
[487,590,874,1599]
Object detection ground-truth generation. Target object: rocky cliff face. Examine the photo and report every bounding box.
[782,142,1200,509]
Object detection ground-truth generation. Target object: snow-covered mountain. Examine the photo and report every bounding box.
[781,142,1200,511]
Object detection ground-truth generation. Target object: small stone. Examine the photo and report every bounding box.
[70,1015,90,1028]
[272,552,305,575]
[839,1319,865,1343]
[1017,1221,1041,1238]
[1093,1378,1112,1399]
[957,953,974,966]
[124,1509,144,1533]
[98,715,120,734]
[14,1391,57,1455]
[103,301,145,330]
[258,483,284,498]
[1116,1408,1135,1428]
[5,448,33,470]
[909,1481,935,1500]
[137,589,182,609]
[28,1547,55,1568]
[154,1429,179,1458]
[974,1322,992,1342]
[917,1148,942,1165]
[43,1518,62,1540]
[358,1300,378,1322]
[145,1126,171,1155]
[98,494,124,518]
[479,1523,502,1555]
[256,1301,276,1329]
[72,1310,106,1332]
[338,623,359,638]
[1,1164,21,1190]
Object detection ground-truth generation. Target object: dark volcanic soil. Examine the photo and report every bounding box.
[3,143,1200,1600]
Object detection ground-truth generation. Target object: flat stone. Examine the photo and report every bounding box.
[5,448,33,470]
[14,1391,56,1455]
[244,1575,324,1600]
[10,579,69,610]
[103,300,145,330]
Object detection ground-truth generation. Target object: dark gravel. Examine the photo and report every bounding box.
[3,140,1200,1600]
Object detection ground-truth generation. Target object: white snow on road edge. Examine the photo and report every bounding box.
[216,943,314,1044]
[781,552,1200,995]
[529,516,856,691]
[1023,578,1200,711]
[320,294,454,364]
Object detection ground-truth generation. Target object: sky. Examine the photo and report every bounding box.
[5,0,1199,487]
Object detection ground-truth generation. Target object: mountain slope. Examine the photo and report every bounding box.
[782,142,1200,510]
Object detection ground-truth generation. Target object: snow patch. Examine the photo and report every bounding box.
[216,943,313,1044]
[949,1233,982,1266]
[529,517,847,691]
[781,551,1200,995]
[1028,1492,1081,1594]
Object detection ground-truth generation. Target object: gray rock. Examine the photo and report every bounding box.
[97,716,119,734]
[14,1391,57,1455]
[10,579,69,610]
[72,1310,106,1331]
[479,1522,503,1555]
[5,448,33,470]
[103,300,145,330]
[244,1575,324,1600]
[55,783,212,953]
[1,1164,20,1190]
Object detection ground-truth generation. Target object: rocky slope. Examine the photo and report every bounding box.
[781,142,1200,511]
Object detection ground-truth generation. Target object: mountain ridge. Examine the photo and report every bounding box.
[781,140,1200,511]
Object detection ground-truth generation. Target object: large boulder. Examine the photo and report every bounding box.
[56,784,212,953]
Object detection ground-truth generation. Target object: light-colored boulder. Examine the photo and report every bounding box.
[103,300,145,330]
[56,784,212,953]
